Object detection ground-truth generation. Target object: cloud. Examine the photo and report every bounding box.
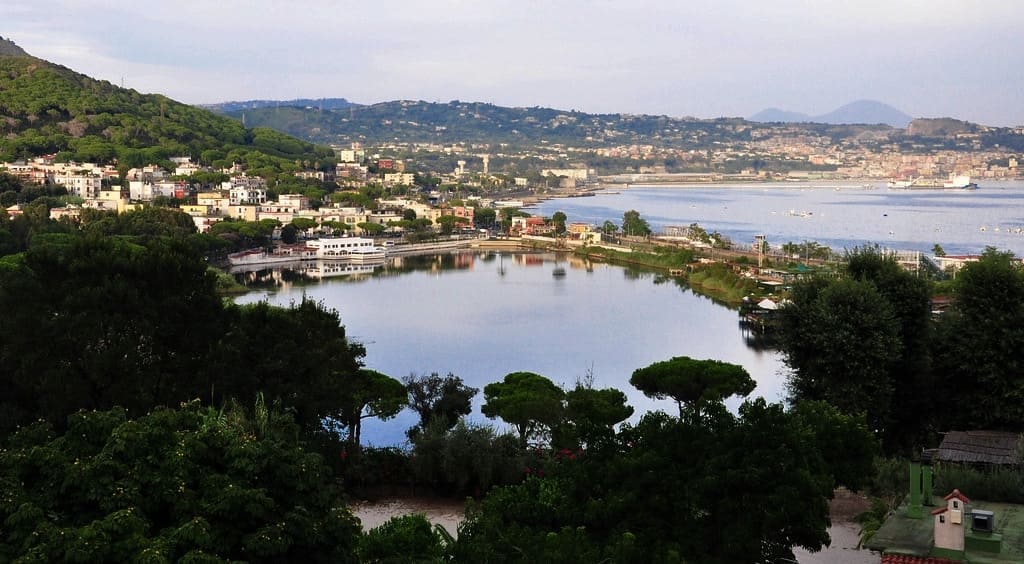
[4,0,1023,125]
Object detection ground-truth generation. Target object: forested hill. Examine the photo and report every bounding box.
[227,99,903,148]
[0,39,333,174]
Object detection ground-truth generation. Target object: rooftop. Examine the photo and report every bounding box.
[937,431,1023,466]
[868,497,1024,563]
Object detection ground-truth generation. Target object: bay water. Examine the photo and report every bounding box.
[533,180,1024,256]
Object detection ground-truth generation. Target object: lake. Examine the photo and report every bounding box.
[532,180,1024,256]
[236,251,785,446]
[238,180,1024,446]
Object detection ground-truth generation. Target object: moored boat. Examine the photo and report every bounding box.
[307,237,384,260]
[346,245,387,263]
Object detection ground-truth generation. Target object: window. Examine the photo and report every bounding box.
[953,501,959,509]
[940,515,946,524]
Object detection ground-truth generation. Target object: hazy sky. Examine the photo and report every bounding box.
[6,0,1024,126]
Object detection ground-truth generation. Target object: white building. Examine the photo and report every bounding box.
[229,186,267,206]
[383,172,415,186]
[53,172,101,198]
[541,168,591,181]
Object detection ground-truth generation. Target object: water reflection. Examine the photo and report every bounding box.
[235,251,788,446]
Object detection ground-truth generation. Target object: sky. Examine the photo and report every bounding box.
[6,0,1024,126]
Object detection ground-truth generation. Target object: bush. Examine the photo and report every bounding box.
[344,447,413,493]
[359,514,444,563]
[410,419,525,497]
[933,463,1024,504]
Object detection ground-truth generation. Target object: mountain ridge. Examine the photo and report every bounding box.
[201,98,360,113]
[0,36,30,57]
[750,100,913,128]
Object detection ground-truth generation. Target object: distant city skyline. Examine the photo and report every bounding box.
[7,0,1024,126]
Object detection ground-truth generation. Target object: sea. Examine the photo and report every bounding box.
[531,180,1024,257]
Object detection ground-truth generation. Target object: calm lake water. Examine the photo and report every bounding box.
[238,180,1024,446]
[533,180,1024,256]
[236,252,784,446]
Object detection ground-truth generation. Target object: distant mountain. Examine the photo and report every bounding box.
[750,100,912,128]
[201,98,360,113]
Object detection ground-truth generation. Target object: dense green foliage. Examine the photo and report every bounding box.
[630,356,755,419]
[482,372,565,448]
[932,248,1024,429]
[359,514,445,563]
[403,372,479,437]
[0,53,332,177]
[409,419,526,498]
[779,247,1024,454]
[0,402,361,563]
[454,400,875,563]
[0,234,369,443]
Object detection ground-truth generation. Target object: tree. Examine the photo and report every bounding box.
[561,385,633,449]
[454,397,875,563]
[474,207,496,229]
[600,220,618,235]
[214,298,366,440]
[845,246,934,451]
[358,221,386,236]
[621,209,651,237]
[933,249,1024,429]
[437,214,457,235]
[403,208,417,221]
[630,356,754,420]
[0,402,361,563]
[551,210,567,235]
[403,372,478,436]
[482,372,565,448]
[933,243,946,257]
[291,216,317,232]
[0,236,227,435]
[336,369,407,447]
[280,222,298,244]
[778,277,901,432]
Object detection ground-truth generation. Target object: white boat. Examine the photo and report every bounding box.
[888,175,978,190]
[306,237,384,260]
[887,177,915,189]
[346,245,387,263]
[943,175,978,190]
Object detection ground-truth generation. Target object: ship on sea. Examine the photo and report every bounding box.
[886,174,978,190]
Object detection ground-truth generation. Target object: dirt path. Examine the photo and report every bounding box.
[351,497,466,537]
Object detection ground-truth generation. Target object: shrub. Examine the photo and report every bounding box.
[933,463,1024,504]
[359,514,444,563]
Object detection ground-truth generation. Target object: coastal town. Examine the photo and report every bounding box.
[3,118,1022,243]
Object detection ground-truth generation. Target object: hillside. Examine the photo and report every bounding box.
[227,99,895,148]
[0,37,29,57]
[0,39,333,175]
